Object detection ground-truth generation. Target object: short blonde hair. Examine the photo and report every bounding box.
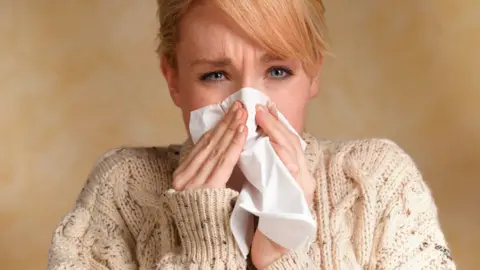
[156,0,329,75]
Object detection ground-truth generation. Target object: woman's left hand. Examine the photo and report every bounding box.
[250,102,316,269]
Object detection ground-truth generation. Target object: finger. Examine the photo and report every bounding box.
[172,131,218,190]
[256,104,293,149]
[185,107,247,189]
[173,102,241,190]
[256,104,303,177]
[206,123,247,187]
[271,141,300,178]
[266,100,279,119]
[256,101,277,137]
[173,131,211,180]
[258,104,303,151]
[215,105,247,157]
[181,101,241,169]
[207,101,243,146]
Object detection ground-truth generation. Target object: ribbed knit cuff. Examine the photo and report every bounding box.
[264,250,314,270]
[166,188,243,263]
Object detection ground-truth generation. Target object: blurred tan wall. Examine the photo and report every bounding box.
[0,1,478,269]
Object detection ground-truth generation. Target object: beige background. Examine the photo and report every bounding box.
[1,1,478,269]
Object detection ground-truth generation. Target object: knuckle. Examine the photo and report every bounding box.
[230,138,240,147]
[233,132,246,144]
[203,136,213,149]
[232,137,242,146]
[218,153,235,169]
[199,131,209,141]
[171,179,183,191]
[209,147,221,160]
[274,143,286,153]
[219,117,230,128]
[199,131,212,145]
[291,134,301,145]
[173,170,192,186]
[217,154,228,167]
[227,122,237,132]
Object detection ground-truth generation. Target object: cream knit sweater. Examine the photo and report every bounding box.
[47,134,455,269]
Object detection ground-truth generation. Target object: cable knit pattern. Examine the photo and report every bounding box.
[47,134,455,269]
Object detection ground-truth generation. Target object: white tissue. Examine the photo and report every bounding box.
[188,87,316,258]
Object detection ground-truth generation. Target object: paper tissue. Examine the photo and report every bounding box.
[188,87,316,258]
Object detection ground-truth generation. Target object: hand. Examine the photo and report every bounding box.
[250,102,316,269]
[172,101,248,190]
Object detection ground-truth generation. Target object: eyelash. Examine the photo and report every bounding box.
[199,66,294,83]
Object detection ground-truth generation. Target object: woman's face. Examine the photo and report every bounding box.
[162,2,321,133]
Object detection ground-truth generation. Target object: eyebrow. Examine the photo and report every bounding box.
[189,53,285,67]
[189,57,231,67]
[260,53,285,62]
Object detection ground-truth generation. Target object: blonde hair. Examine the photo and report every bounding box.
[156,0,329,76]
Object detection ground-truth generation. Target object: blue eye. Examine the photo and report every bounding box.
[200,71,225,81]
[267,67,293,79]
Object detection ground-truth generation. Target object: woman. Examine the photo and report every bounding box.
[47,0,455,269]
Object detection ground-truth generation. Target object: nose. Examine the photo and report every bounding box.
[234,75,265,95]
[230,51,266,95]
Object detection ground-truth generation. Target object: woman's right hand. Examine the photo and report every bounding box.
[172,101,247,191]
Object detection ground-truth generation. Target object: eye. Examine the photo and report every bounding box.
[267,67,293,79]
[199,71,226,82]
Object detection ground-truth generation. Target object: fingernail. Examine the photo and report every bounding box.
[266,100,273,109]
[256,104,266,112]
[232,102,239,111]
[236,109,243,119]
[238,125,244,132]
[267,100,278,112]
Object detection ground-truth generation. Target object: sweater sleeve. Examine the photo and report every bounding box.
[157,188,247,269]
[374,143,456,269]
[47,149,137,270]
[264,250,316,269]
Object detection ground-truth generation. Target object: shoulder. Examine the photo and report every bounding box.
[317,137,426,205]
[91,146,177,171]
[79,145,180,206]
[94,144,178,165]
[88,146,176,181]
[314,138,452,267]
[320,137,418,177]
[320,138,415,173]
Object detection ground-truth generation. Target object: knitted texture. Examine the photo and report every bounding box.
[47,134,455,269]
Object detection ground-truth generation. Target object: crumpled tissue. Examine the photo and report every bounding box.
[188,87,316,258]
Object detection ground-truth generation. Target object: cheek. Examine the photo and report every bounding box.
[182,109,191,133]
[176,73,226,111]
[267,81,311,132]
[274,98,308,132]
[176,76,233,132]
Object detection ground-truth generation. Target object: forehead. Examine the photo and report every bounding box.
[177,2,264,58]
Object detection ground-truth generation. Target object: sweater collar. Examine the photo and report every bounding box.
[178,132,320,174]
